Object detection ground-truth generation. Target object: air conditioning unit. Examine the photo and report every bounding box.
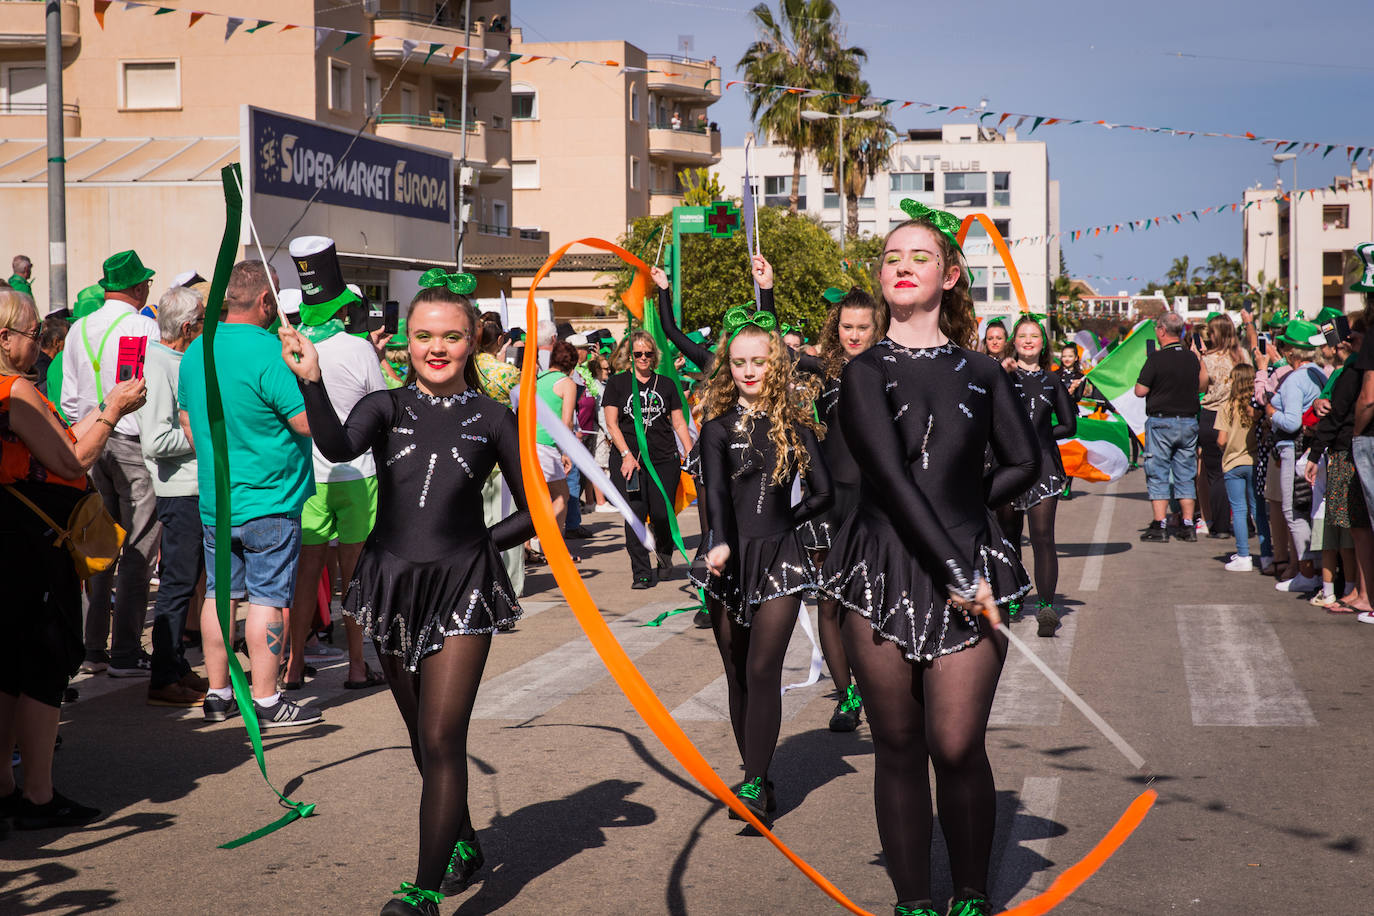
[459,166,476,188]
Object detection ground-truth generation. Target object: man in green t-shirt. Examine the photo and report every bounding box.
[177,260,320,728]
[8,254,32,295]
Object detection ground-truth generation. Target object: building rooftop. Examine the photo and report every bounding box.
[0,137,237,184]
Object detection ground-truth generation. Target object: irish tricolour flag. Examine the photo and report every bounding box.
[1084,319,1155,436]
[1058,413,1132,482]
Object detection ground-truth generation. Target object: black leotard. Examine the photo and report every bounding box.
[688,406,833,623]
[1008,366,1076,510]
[792,351,860,549]
[822,339,1039,660]
[301,381,533,670]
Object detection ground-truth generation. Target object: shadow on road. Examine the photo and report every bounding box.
[0,861,120,914]
[1055,541,1132,558]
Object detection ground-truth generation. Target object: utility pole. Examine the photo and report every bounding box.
[455,0,472,269]
[45,0,67,313]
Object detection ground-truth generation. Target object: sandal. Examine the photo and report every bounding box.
[344,665,387,690]
[1327,600,1362,614]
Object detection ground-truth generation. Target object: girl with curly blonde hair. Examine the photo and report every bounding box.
[687,304,833,825]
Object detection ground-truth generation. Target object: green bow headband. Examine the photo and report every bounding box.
[898,199,963,251]
[780,320,805,340]
[710,305,777,377]
[418,268,477,296]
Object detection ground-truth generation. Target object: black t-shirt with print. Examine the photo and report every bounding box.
[601,370,683,463]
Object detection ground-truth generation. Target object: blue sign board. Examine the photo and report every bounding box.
[249,107,451,224]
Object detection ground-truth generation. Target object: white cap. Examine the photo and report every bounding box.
[171,269,205,288]
[567,333,589,347]
[277,288,302,315]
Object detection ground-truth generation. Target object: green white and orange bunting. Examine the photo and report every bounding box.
[92,1,1371,163]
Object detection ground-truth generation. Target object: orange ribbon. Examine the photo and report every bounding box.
[515,238,1153,915]
[956,214,1031,314]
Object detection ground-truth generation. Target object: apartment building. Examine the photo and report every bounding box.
[506,31,721,317]
[716,123,1060,317]
[0,0,543,309]
[1242,164,1373,318]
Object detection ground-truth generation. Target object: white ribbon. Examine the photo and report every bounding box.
[533,396,654,553]
[781,601,825,695]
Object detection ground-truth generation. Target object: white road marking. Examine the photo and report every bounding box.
[472,601,691,720]
[992,776,1063,905]
[1174,605,1317,726]
[989,613,1078,726]
[1078,477,1121,592]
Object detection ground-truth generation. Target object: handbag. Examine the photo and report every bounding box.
[3,484,125,579]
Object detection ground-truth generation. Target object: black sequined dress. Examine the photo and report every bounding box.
[1008,366,1076,510]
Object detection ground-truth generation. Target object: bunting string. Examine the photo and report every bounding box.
[91,0,1373,163]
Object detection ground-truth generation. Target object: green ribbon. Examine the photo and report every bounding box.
[206,165,316,849]
[418,267,477,295]
[898,198,964,251]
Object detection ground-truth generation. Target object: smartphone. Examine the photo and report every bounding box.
[383,300,400,336]
[115,335,147,382]
[625,467,641,494]
[1257,333,1268,355]
[1322,315,1350,347]
[1192,331,1203,351]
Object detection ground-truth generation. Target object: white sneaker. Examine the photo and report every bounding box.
[594,503,619,514]
[1224,555,1253,572]
[1275,573,1321,593]
[1195,520,1210,535]
[1357,611,1374,625]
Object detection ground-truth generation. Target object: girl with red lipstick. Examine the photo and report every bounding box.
[823,201,1039,916]
[996,316,1076,637]
[280,277,533,916]
[687,306,833,825]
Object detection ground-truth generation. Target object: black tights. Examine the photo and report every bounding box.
[842,611,1006,903]
[811,549,853,695]
[996,497,1060,603]
[709,595,799,779]
[377,634,491,892]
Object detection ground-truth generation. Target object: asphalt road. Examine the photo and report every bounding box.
[3,471,1372,915]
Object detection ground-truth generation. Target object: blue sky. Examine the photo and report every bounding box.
[516,0,1370,293]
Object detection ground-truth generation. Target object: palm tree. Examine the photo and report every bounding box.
[738,0,866,214]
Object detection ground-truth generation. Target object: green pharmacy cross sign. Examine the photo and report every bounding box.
[672,201,739,239]
[705,201,741,238]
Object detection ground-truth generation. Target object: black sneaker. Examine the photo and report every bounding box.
[947,894,994,916]
[894,904,940,916]
[380,883,442,916]
[202,693,241,722]
[828,684,862,732]
[13,790,101,830]
[657,552,675,579]
[1176,524,1198,542]
[256,696,323,729]
[692,609,713,629]
[439,836,484,895]
[1139,521,1169,542]
[1035,601,1059,637]
[107,654,152,678]
[631,575,654,590]
[727,777,769,823]
[0,787,22,819]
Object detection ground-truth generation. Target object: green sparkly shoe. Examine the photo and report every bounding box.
[947,894,993,916]
[727,776,768,823]
[379,882,443,916]
[1006,600,1022,621]
[829,683,863,732]
[439,835,484,895]
[894,902,940,916]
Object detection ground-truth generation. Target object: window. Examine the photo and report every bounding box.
[764,175,805,209]
[993,172,1011,207]
[4,66,45,107]
[512,159,539,189]
[858,196,875,209]
[630,156,641,190]
[890,172,934,193]
[1323,205,1349,230]
[512,88,536,120]
[328,60,350,112]
[943,172,986,208]
[492,200,509,232]
[363,73,381,116]
[629,84,640,122]
[991,267,1011,302]
[400,86,417,116]
[1323,251,1346,279]
[120,60,180,110]
[967,267,987,303]
[434,94,453,121]
[964,219,1010,240]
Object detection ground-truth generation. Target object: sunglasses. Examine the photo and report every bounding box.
[5,325,39,342]
[633,350,654,358]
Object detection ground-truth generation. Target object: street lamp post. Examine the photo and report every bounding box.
[800,107,882,241]
[1274,152,1298,316]
[1258,229,1273,315]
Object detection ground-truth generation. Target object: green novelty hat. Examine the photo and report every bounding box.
[290,235,360,326]
[73,283,106,319]
[1277,319,1323,348]
[1352,243,1374,294]
[1314,306,1346,325]
[98,250,155,291]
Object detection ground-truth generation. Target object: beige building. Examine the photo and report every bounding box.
[1242,164,1373,318]
[506,31,721,318]
[0,0,543,311]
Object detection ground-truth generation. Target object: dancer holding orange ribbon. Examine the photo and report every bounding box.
[688,300,832,824]
[823,203,1039,916]
[279,277,532,916]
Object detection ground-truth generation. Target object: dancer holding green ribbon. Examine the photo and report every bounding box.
[689,303,833,825]
[279,276,533,916]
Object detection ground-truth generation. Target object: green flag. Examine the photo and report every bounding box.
[1084,320,1155,435]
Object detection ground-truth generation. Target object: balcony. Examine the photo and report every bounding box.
[649,188,684,216]
[376,112,483,161]
[0,101,80,138]
[646,54,721,101]
[370,11,509,81]
[0,0,79,48]
[461,222,549,259]
[647,123,720,165]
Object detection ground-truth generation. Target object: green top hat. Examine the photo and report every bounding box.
[98,250,155,291]
[73,283,105,319]
[1314,306,1346,325]
[289,236,360,326]
[1277,319,1323,348]
[1352,243,1374,293]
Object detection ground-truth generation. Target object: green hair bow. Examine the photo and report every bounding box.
[710,306,777,377]
[898,199,963,251]
[779,320,805,340]
[418,268,477,296]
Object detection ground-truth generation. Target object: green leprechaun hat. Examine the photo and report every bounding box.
[1314,305,1346,325]
[98,250,155,291]
[1351,242,1374,294]
[1277,319,1324,348]
[73,283,106,319]
[289,236,360,326]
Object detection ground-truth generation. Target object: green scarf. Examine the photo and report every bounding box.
[300,317,346,345]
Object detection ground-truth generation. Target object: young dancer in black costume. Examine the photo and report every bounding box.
[823,202,1039,916]
[996,315,1076,637]
[280,280,533,916]
[687,306,833,824]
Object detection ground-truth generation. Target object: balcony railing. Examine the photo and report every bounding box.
[648,120,712,134]
[0,101,80,117]
[376,112,478,132]
[647,53,714,65]
[473,223,544,240]
[370,8,510,34]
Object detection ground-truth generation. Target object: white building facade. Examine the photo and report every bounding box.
[716,123,1060,316]
[1242,165,1374,318]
